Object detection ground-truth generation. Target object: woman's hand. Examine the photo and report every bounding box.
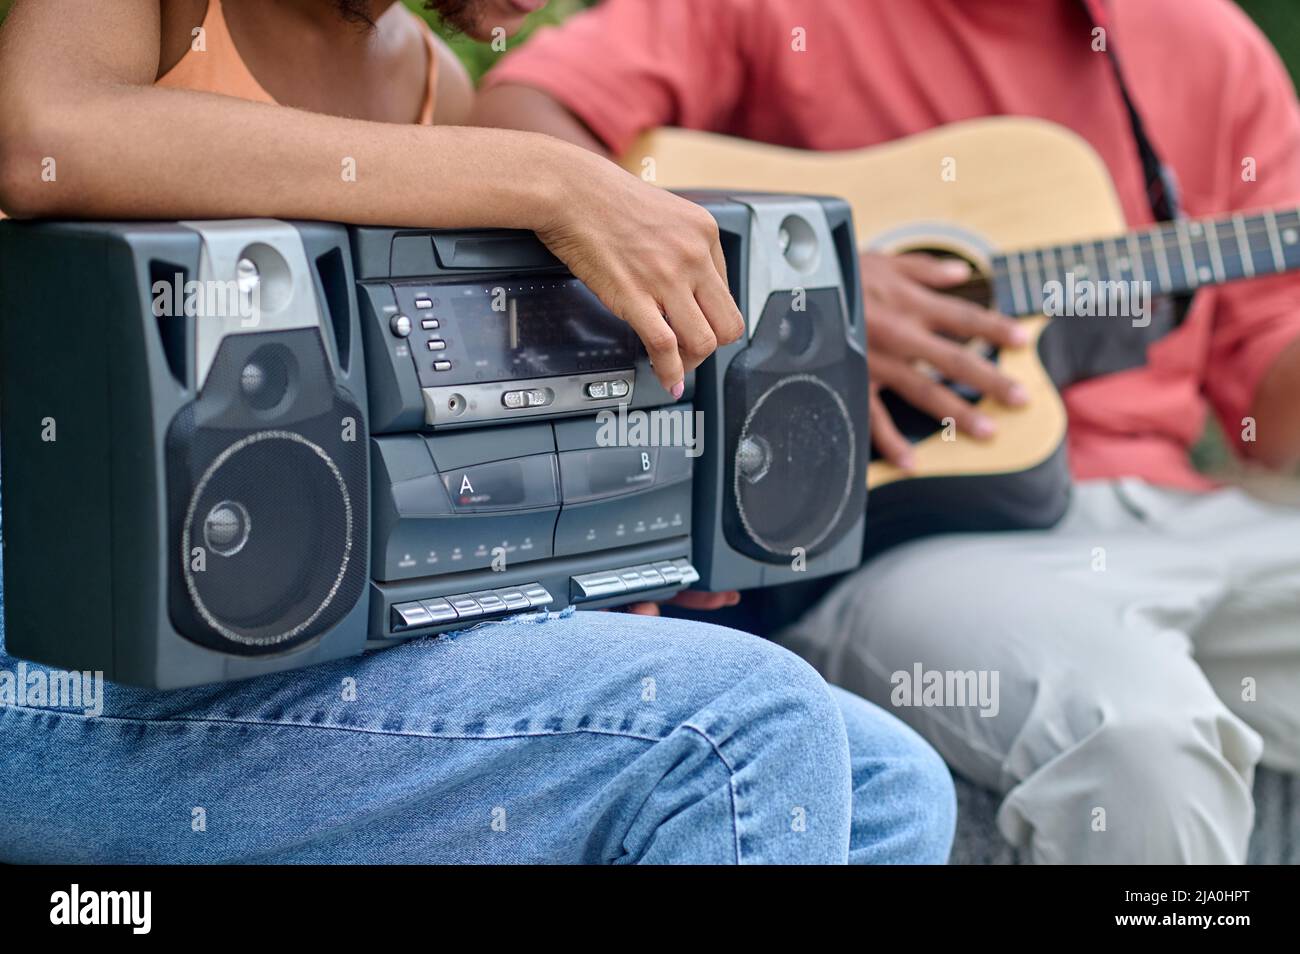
[537,153,746,396]
[860,252,1030,469]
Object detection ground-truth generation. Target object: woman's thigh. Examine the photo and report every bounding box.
[1,609,856,863]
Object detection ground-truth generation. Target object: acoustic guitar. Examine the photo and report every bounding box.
[622,117,1300,551]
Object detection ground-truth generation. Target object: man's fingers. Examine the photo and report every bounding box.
[621,602,661,616]
[921,290,1029,349]
[613,592,739,615]
[916,333,1028,407]
[667,590,741,610]
[625,301,685,396]
[868,387,915,469]
[875,351,997,439]
[889,252,973,288]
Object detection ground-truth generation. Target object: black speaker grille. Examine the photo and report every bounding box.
[732,374,856,555]
[721,288,869,563]
[166,329,367,654]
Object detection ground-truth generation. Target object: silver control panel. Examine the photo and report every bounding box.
[571,559,700,602]
[421,369,636,428]
[390,582,554,633]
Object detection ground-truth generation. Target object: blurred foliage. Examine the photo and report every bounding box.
[1238,0,1300,87]
[403,0,592,80]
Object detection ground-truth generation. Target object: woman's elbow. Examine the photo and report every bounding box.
[0,105,66,218]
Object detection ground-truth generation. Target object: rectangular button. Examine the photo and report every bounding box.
[610,379,630,398]
[433,360,452,372]
[420,318,440,330]
[672,559,700,586]
[522,584,553,607]
[571,571,627,601]
[419,597,459,624]
[633,565,666,587]
[585,381,610,399]
[653,561,682,584]
[391,601,435,631]
[494,588,532,611]
[415,297,434,310]
[467,590,508,615]
[448,594,484,619]
[619,568,646,590]
[427,339,447,351]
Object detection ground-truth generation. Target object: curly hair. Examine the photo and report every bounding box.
[422,1,480,34]
[331,1,480,33]
[332,0,376,25]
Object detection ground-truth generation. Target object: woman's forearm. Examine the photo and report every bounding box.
[0,83,583,229]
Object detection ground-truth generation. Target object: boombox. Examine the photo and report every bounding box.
[0,193,868,688]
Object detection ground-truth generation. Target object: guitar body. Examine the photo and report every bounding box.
[624,117,1130,552]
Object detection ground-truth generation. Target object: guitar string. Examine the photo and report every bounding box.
[993,212,1300,302]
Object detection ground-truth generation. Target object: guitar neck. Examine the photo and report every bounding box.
[993,206,1300,316]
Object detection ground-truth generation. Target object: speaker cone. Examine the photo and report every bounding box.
[181,430,354,648]
[732,374,856,557]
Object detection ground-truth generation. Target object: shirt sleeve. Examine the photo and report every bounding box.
[1202,10,1300,441]
[481,0,748,157]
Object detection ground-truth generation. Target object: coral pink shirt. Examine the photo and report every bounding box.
[486,0,1300,489]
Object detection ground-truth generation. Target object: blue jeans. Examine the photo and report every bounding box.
[0,597,954,864]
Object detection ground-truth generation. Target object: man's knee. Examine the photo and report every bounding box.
[1006,696,1262,862]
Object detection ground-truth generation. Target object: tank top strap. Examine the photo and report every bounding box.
[155,0,277,105]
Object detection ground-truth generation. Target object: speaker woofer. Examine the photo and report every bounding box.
[166,328,368,656]
[731,374,856,557]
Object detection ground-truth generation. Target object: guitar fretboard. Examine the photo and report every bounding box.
[990,207,1300,316]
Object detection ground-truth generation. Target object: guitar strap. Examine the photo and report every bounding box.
[1080,0,1194,323]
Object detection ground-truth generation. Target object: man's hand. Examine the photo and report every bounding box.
[619,591,741,617]
[538,154,745,397]
[862,252,1031,469]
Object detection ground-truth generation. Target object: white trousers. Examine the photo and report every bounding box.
[779,479,1300,863]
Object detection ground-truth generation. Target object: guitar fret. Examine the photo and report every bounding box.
[1147,229,1172,291]
[1176,221,1199,287]
[1126,232,1146,284]
[1083,241,1101,282]
[1024,250,1043,313]
[1106,237,1126,276]
[1231,214,1255,278]
[1005,254,1029,315]
[1205,220,1226,283]
[1280,210,1300,265]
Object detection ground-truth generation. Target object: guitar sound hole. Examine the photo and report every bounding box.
[872,250,999,456]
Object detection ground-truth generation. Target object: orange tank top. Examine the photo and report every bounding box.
[156,0,440,124]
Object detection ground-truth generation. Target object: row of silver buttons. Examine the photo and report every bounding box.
[391,583,553,633]
[571,559,699,602]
